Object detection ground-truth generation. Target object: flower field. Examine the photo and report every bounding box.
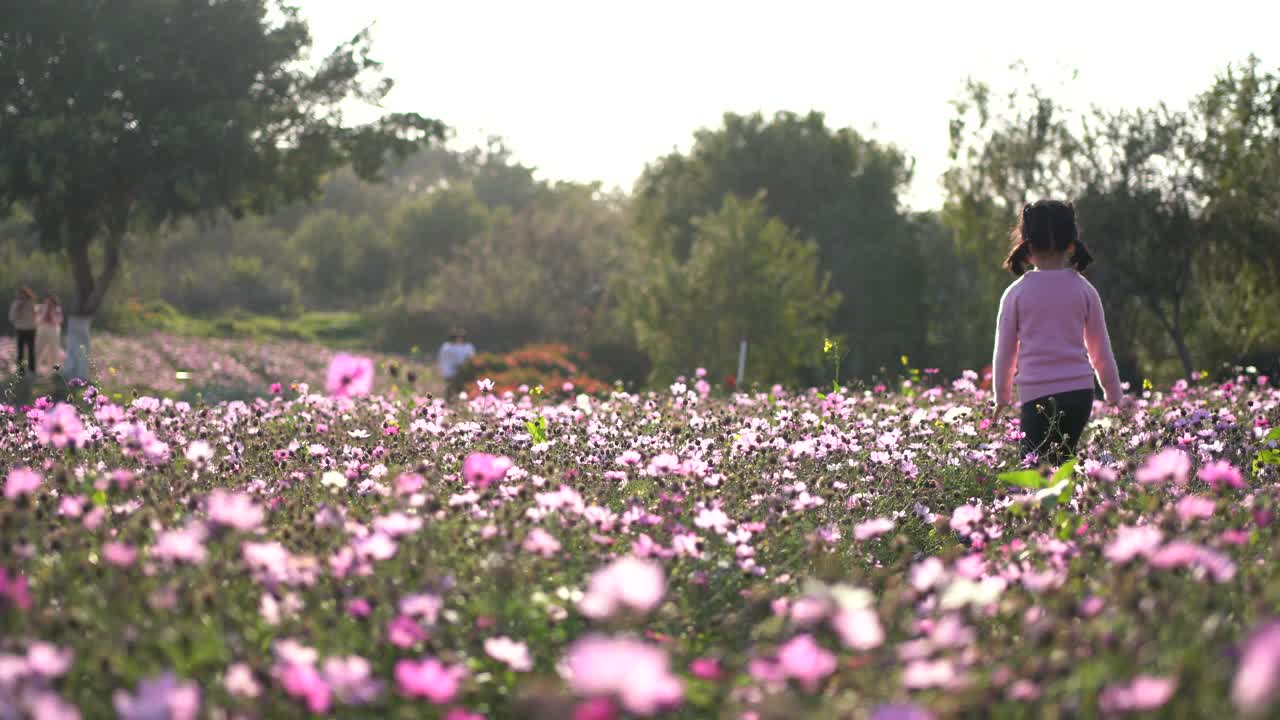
[1,363,1279,719]
[0,333,440,398]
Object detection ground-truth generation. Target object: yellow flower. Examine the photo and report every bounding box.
[900,355,909,367]
[823,338,834,354]
[1142,378,1153,391]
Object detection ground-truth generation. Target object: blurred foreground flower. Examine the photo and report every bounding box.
[326,354,374,399]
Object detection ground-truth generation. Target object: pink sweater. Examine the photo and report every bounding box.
[992,269,1123,406]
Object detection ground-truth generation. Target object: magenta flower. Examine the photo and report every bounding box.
[577,556,666,619]
[565,635,683,715]
[1135,448,1191,485]
[1233,619,1280,714]
[5,467,42,500]
[688,657,722,680]
[394,657,465,704]
[207,490,265,531]
[462,453,513,489]
[325,354,374,399]
[37,403,84,449]
[0,567,32,611]
[395,472,425,495]
[444,709,486,720]
[112,673,201,720]
[776,634,837,690]
[1098,675,1176,713]
[280,663,332,714]
[573,697,619,720]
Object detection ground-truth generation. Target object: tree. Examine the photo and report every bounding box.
[943,78,1207,378]
[390,186,492,294]
[633,111,924,378]
[0,0,442,379]
[430,182,625,347]
[624,194,840,385]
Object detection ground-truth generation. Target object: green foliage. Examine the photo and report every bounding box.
[633,111,928,379]
[0,0,442,313]
[625,194,841,385]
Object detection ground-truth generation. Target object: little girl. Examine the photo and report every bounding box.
[992,200,1125,466]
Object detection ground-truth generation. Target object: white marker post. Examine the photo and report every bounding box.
[737,339,748,386]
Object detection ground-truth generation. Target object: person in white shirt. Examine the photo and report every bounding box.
[437,328,476,397]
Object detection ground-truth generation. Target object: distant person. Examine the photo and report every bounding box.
[8,287,37,375]
[438,328,476,397]
[992,200,1126,467]
[36,292,64,373]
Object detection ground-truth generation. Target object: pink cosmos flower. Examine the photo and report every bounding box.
[950,505,983,534]
[112,673,201,720]
[1175,495,1216,523]
[400,593,443,623]
[445,710,486,720]
[5,467,42,499]
[1098,675,1177,713]
[1136,448,1191,485]
[1200,460,1246,490]
[578,556,666,619]
[395,657,465,704]
[395,473,425,495]
[37,403,84,449]
[565,635,683,715]
[832,607,885,650]
[0,567,32,611]
[151,523,209,564]
[462,453,513,489]
[854,517,896,540]
[224,663,261,699]
[688,657,722,680]
[1103,525,1164,564]
[522,528,562,557]
[325,354,374,399]
[1232,619,1280,713]
[615,450,642,466]
[322,655,383,705]
[184,440,214,466]
[207,490,265,531]
[24,691,82,720]
[26,642,74,678]
[387,615,429,648]
[281,663,332,714]
[776,634,837,690]
[484,636,533,672]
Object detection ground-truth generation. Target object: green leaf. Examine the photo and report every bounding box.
[1051,459,1078,484]
[998,469,1048,490]
[91,489,107,507]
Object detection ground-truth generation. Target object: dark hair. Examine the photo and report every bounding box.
[1003,200,1093,276]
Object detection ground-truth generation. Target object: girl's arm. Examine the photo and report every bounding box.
[1083,285,1124,402]
[991,286,1019,407]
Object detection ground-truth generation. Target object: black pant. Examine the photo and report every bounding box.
[1020,388,1094,465]
[15,330,35,372]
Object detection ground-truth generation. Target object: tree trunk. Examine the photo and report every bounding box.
[61,232,122,382]
[1170,322,1195,380]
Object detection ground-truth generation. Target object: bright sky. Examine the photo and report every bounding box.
[299,0,1276,210]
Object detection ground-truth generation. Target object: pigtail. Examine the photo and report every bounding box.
[1071,239,1094,273]
[1003,204,1033,276]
